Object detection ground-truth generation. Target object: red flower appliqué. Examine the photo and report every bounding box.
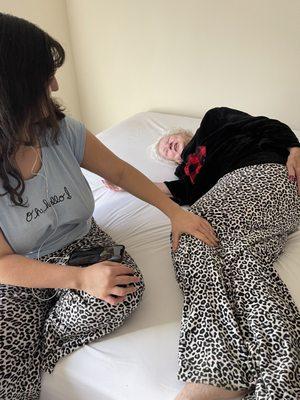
[184,145,207,184]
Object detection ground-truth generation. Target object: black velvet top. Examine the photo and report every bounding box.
[164,107,300,206]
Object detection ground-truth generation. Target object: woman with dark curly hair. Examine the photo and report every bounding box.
[0,13,216,399]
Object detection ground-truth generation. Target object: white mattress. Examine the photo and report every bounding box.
[41,112,300,400]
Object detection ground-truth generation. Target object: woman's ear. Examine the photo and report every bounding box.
[49,76,59,92]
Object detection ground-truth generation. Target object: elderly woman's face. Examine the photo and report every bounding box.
[158,133,188,163]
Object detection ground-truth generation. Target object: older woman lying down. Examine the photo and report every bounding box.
[104,107,300,400]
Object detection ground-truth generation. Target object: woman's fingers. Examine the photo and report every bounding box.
[189,212,218,239]
[171,209,219,250]
[103,262,134,276]
[199,217,215,234]
[104,295,126,305]
[193,215,218,243]
[172,233,180,251]
[115,275,140,285]
[193,230,217,247]
[287,163,300,194]
[198,223,218,242]
[199,229,218,246]
[292,165,300,194]
[297,168,300,195]
[102,179,111,189]
[286,150,300,192]
[172,227,218,251]
[287,164,296,181]
[110,285,138,297]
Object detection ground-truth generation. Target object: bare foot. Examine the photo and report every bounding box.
[175,382,247,400]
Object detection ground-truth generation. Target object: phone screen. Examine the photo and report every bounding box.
[68,245,124,266]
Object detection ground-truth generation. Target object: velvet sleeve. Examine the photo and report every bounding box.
[197,107,250,138]
[198,108,300,150]
[256,119,300,151]
[164,177,193,206]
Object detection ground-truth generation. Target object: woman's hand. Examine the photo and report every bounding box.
[78,261,140,305]
[102,179,124,192]
[170,208,219,250]
[287,147,300,194]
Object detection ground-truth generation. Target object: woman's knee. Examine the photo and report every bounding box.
[120,254,145,308]
[46,272,145,336]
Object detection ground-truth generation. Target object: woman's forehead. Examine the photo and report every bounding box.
[159,136,168,145]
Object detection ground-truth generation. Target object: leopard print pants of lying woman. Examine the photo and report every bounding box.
[173,163,300,400]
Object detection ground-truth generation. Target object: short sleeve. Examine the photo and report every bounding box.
[61,116,86,164]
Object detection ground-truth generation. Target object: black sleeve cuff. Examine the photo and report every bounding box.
[164,179,189,206]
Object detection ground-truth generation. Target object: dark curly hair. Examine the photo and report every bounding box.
[0,13,65,206]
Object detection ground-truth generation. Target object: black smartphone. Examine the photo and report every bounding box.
[67,245,125,267]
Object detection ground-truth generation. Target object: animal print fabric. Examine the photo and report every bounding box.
[0,218,144,400]
[172,164,300,400]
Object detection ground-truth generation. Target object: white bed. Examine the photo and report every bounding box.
[41,111,300,400]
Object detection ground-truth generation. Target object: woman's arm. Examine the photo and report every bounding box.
[0,253,81,289]
[81,131,218,248]
[0,229,140,305]
[103,180,171,197]
[154,182,171,196]
[0,228,80,289]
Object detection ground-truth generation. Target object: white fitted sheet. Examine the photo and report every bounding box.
[41,112,300,400]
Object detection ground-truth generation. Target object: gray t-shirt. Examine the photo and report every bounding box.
[0,116,95,259]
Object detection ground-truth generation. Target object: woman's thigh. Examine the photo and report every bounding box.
[40,218,145,372]
[173,164,300,303]
[190,164,300,243]
[0,285,55,400]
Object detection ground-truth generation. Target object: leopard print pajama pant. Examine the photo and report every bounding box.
[172,164,300,400]
[0,219,145,400]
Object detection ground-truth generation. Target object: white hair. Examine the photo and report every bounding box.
[147,128,193,165]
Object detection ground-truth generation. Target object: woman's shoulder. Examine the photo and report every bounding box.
[41,115,85,145]
[56,115,86,145]
[56,115,87,164]
[58,115,85,134]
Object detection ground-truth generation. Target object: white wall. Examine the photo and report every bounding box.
[66,0,300,132]
[0,0,82,120]
[3,1,299,132]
